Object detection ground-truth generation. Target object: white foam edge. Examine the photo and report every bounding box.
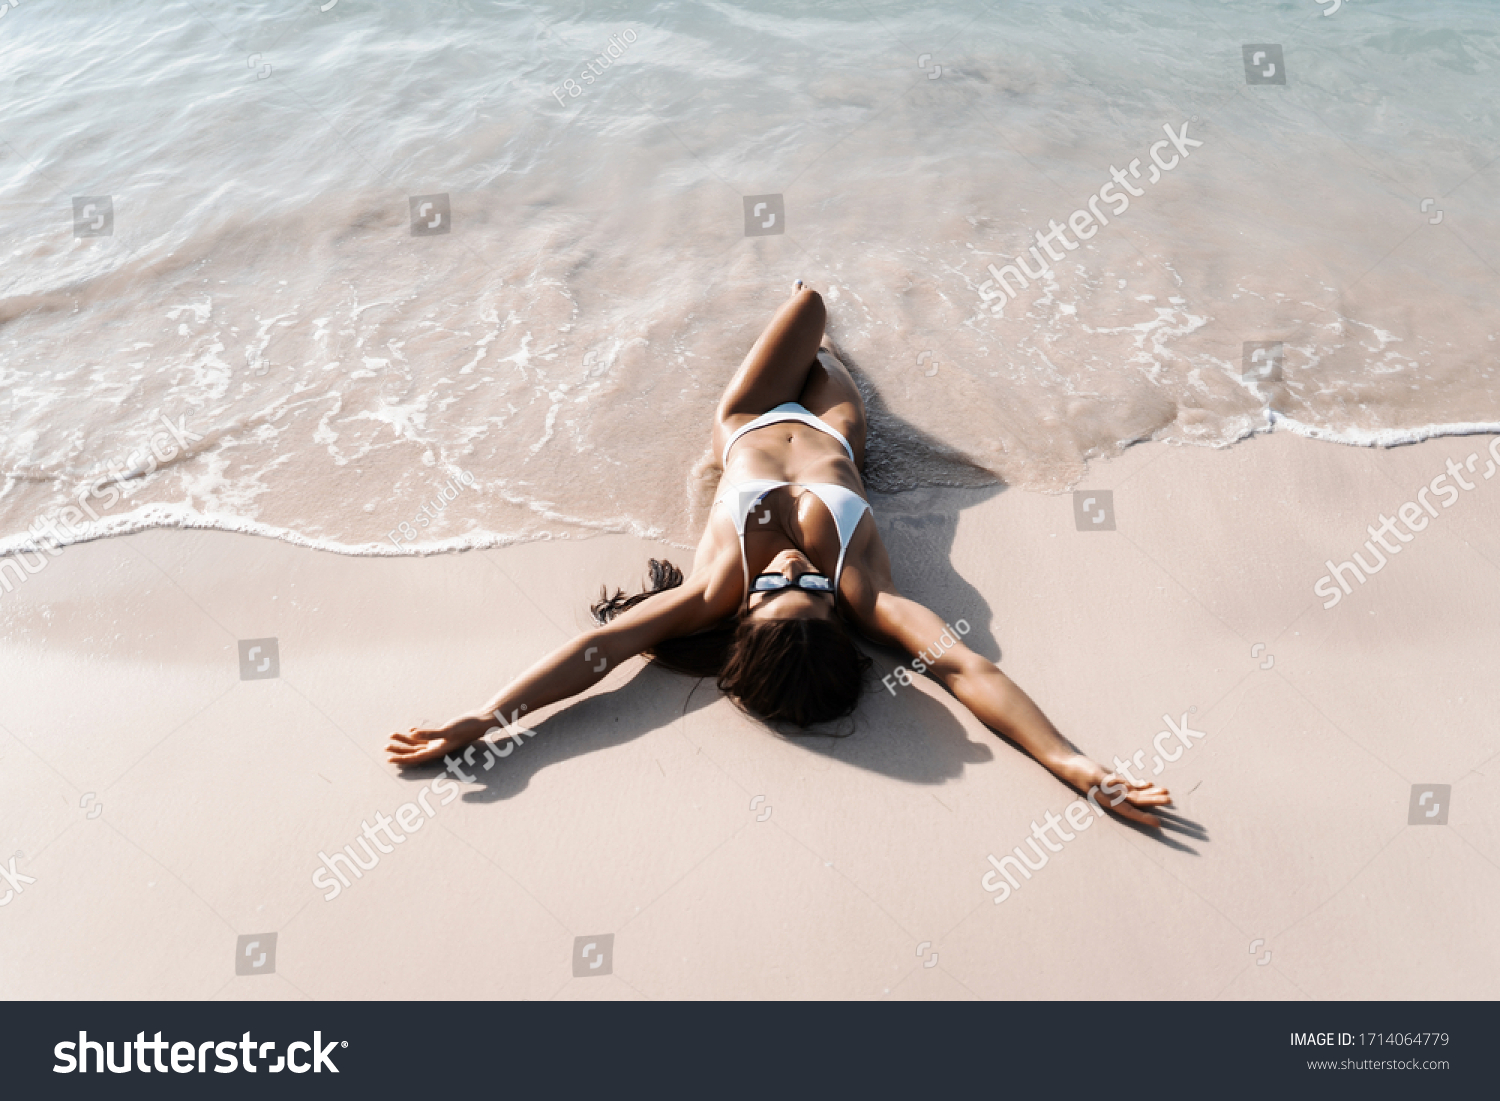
[6,417,1500,559]
[1264,412,1500,449]
[0,500,688,560]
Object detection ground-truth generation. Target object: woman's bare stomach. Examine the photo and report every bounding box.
[713,421,867,497]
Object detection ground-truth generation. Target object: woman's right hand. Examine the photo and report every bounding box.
[386,712,493,768]
[1052,754,1172,827]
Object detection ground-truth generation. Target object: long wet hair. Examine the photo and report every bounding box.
[591,559,870,729]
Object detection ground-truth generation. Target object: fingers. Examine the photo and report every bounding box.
[1102,772,1171,805]
[1115,802,1162,828]
[1127,785,1172,806]
[386,729,448,766]
[387,727,445,753]
[387,746,441,767]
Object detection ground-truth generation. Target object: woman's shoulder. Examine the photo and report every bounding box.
[674,529,744,620]
[835,520,895,636]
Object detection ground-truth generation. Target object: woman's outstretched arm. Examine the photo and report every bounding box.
[867,590,1172,827]
[385,577,724,767]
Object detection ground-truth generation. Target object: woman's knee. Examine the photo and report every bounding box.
[791,286,825,323]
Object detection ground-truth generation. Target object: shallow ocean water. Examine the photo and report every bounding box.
[1,0,1497,557]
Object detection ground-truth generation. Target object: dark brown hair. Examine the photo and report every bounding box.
[591,559,869,728]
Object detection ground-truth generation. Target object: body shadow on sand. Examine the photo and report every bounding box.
[395,364,1206,850]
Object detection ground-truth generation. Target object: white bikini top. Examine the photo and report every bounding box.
[717,403,871,610]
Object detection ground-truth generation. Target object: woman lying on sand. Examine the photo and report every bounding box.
[387,283,1171,826]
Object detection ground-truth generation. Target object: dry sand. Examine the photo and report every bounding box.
[2,431,1498,1000]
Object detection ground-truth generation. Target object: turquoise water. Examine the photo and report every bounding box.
[1,0,1497,555]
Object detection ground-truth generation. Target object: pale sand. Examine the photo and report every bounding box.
[2,431,1498,1000]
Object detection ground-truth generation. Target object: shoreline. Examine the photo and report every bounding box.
[6,418,1500,564]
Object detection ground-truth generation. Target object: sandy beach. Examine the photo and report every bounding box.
[3,430,1497,1000]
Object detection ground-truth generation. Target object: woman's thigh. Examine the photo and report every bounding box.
[714,288,825,439]
[795,345,867,467]
[711,289,822,423]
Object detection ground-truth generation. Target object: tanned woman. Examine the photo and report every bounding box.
[387,283,1171,827]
